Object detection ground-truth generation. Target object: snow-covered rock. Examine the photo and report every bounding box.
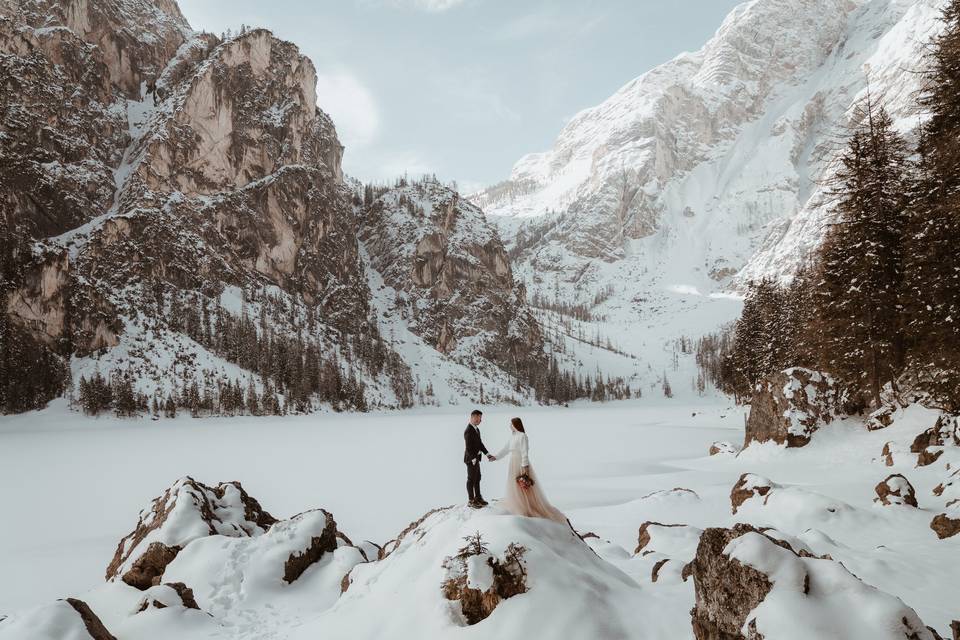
[689,523,937,640]
[0,597,117,640]
[874,473,918,507]
[709,441,738,456]
[745,368,837,448]
[105,476,276,589]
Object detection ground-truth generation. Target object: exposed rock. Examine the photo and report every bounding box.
[106,476,276,589]
[635,521,686,554]
[874,474,918,507]
[911,414,960,452]
[930,506,960,540]
[441,535,528,626]
[283,509,338,583]
[730,473,776,515]
[918,448,945,468]
[867,405,897,431]
[64,598,117,640]
[135,582,201,612]
[709,441,737,456]
[744,368,836,448]
[689,524,776,640]
[651,558,671,583]
[689,524,934,640]
[379,505,454,560]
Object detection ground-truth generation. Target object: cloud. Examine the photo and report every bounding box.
[314,71,381,150]
[360,0,469,12]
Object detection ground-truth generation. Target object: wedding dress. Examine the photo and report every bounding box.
[493,427,567,524]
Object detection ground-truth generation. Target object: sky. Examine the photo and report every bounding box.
[177,0,743,191]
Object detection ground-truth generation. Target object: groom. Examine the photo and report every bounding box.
[464,409,495,508]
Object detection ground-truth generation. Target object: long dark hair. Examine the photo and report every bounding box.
[511,417,525,433]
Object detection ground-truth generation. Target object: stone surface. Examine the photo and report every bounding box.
[730,473,776,515]
[874,474,918,507]
[745,368,836,448]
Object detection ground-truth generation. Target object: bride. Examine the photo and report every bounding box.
[490,417,568,525]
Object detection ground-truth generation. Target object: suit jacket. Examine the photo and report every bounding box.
[463,424,489,464]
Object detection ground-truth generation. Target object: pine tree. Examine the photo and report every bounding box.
[815,96,909,408]
[903,1,960,409]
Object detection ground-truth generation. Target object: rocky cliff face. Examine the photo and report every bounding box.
[0,0,546,414]
[359,179,546,395]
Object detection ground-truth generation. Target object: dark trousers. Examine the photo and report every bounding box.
[466,460,482,500]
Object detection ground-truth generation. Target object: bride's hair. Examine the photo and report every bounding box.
[511,417,525,433]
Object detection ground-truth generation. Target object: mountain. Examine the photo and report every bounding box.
[473,0,945,388]
[0,0,552,414]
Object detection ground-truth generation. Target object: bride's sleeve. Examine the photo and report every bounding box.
[520,434,529,467]
[493,440,511,460]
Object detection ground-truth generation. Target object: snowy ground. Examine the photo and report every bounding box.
[1,397,957,638]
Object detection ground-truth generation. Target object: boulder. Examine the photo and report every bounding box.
[745,368,836,448]
[730,473,776,514]
[105,477,277,589]
[709,441,737,456]
[930,502,960,540]
[874,474,918,507]
[689,524,935,640]
[283,510,339,583]
[635,521,686,554]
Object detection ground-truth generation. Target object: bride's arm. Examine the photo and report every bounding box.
[519,434,530,469]
[492,439,511,460]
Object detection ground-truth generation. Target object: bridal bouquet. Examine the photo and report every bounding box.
[516,473,534,489]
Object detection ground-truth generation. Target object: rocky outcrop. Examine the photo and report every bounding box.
[441,533,528,626]
[867,405,897,431]
[730,473,776,515]
[930,508,960,540]
[106,476,276,588]
[635,521,687,554]
[378,505,455,560]
[282,509,339,583]
[874,474,918,507]
[911,414,959,468]
[64,598,117,640]
[744,368,836,448]
[359,179,546,393]
[689,524,935,640]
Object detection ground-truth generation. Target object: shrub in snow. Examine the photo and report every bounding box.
[709,441,738,456]
[745,368,837,448]
[105,476,276,589]
[440,532,528,625]
[873,474,918,507]
[689,524,937,640]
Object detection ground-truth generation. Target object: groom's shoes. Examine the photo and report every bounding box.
[475,497,489,507]
[468,499,481,509]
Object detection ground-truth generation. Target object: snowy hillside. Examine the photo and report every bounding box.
[472,0,946,391]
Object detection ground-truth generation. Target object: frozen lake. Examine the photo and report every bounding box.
[0,398,743,613]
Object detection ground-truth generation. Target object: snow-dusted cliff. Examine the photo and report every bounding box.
[474,0,944,368]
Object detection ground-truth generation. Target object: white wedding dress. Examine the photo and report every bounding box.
[492,428,567,524]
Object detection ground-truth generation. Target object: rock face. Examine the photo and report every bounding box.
[689,524,936,640]
[135,582,201,612]
[874,474,918,507]
[911,414,959,467]
[282,509,339,583]
[744,368,836,448]
[105,476,276,588]
[359,179,546,396]
[0,598,118,640]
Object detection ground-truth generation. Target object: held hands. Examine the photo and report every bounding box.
[487,454,496,461]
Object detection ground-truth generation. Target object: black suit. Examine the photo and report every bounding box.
[464,424,489,501]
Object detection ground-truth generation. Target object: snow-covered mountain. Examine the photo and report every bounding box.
[0,0,553,414]
[474,0,945,374]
